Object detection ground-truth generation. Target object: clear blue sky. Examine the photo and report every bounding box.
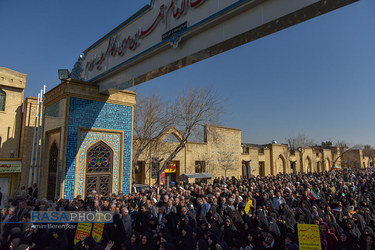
[1,0,374,146]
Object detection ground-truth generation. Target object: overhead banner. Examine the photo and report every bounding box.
[297,224,321,250]
[71,0,358,92]
[0,161,22,173]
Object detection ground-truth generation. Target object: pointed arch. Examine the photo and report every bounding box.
[85,140,113,197]
[325,158,331,171]
[157,126,183,142]
[316,161,321,172]
[276,154,287,174]
[305,156,312,172]
[86,140,113,173]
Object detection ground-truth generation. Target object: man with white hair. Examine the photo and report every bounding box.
[87,190,97,199]
[159,194,169,209]
[110,204,117,214]
[121,207,132,240]
[2,206,18,239]
[93,199,101,211]
[166,199,177,214]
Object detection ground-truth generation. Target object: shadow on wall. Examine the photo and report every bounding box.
[1,103,23,158]
[63,97,107,200]
[1,137,18,158]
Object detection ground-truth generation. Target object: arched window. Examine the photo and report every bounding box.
[85,141,113,197]
[0,89,5,111]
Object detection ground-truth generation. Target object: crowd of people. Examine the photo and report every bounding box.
[1,168,375,250]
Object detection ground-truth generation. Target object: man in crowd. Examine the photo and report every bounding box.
[0,168,375,250]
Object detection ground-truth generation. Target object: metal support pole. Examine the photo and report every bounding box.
[28,94,40,187]
[33,90,43,185]
[37,85,46,198]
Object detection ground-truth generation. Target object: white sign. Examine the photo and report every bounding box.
[72,0,358,92]
[80,0,213,82]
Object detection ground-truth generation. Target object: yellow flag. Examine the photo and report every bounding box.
[74,223,92,245]
[244,200,253,214]
[92,223,104,242]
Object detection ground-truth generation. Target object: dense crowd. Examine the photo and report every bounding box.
[1,168,375,250]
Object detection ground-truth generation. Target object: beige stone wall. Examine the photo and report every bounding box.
[241,147,261,176]
[20,97,38,188]
[205,125,242,178]
[186,142,208,173]
[20,96,68,190]
[262,148,272,176]
[0,68,26,159]
[0,68,26,90]
[134,122,374,183]
[269,144,289,174]
[341,149,363,168]
[136,125,243,183]
[322,149,333,171]
[363,156,370,168]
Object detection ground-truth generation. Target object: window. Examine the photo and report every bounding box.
[87,141,112,173]
[86,141,113,197]
[135,161,145,184]
[195,161,206,173]
[0,89,5,111]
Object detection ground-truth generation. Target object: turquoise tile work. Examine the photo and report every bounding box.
[63,97,132,200]
[77,131,121,197]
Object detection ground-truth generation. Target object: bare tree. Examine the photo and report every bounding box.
[362,145,375,167]
[362,145,375,158]
[191,150,213,174]
[329,142,362,171]
[158,87,222,176]
[132,92,172,183]
[194,126,225,175]
[335,140,349,148]
[217,150,237,178]
[287,134,315,150]
[285,134,314,173]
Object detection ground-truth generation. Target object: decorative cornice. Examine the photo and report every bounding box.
[44,79,136,107]
[0,67,27,90]
[0,67,27,79]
